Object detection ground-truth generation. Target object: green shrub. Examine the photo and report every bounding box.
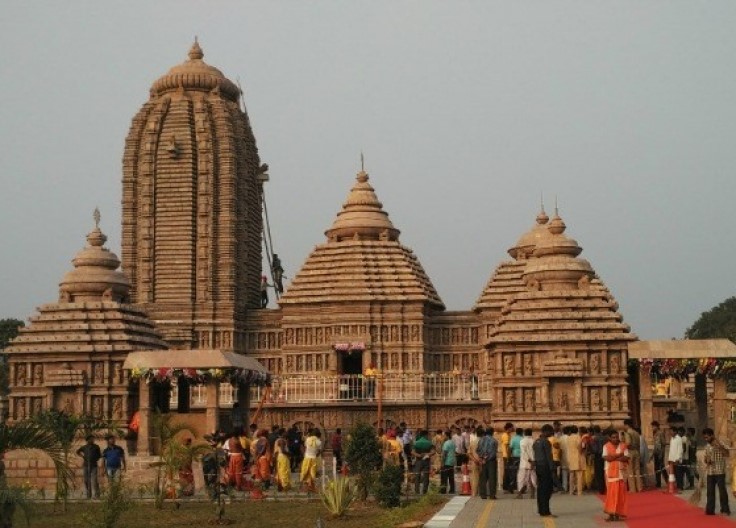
[374,464,403,508]
[344,423,382,501]
[320,476,355,517]
[83,478,132,528]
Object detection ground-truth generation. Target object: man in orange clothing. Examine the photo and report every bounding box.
[603,430,630,522]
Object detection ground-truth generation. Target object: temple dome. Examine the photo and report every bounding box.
[507,208,550,260]
[150,39,240,102]
[523,213,593,291]
[325,170,400,242]
[59,211,131,303]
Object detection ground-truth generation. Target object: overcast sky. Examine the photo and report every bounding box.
[1,1,734,339]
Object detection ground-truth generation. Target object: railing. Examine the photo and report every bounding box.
[250,373,491,404]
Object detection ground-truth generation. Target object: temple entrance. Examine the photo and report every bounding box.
[338,352,363,399]
[340,352,363,375]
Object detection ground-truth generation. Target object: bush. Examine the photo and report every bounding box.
[320,476,355,517]
[344,423,381,501]
[83,478,132,528]
[374,464,403,508]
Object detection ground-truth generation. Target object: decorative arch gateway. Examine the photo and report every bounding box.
[629,339,736,445]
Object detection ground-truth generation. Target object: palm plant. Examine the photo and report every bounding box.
[0,420,73,528]
[148,411,198,509]
[30,411,116,512]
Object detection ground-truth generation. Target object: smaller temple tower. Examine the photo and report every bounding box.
[5,212,166,422]
[277,168,444,377]
[486,210,636,429]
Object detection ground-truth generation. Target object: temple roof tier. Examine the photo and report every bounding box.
[280,169,443,309]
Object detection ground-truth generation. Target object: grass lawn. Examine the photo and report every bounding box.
[15,494,447,528]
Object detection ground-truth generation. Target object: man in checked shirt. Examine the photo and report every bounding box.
[703,427,731,516]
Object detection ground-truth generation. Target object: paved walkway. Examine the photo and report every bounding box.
[431,489,736,528]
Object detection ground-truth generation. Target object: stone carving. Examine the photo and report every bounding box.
[611,389,621,411]
[93,363,104,384]
[411,325,419,342]
[92,396,103,418]
[33,364,43,385]
[524,355,533,375]
[16,365,26,387]
[591,389,601,411]
[505,390,516,411]
[524,390,534,411]
[114,362,124,384]
[590,354,599,374]
[610,354,620,374]
[112,397,123,420]
[62,397,75,414]
[16,399,26,420]
[32,397,43,415]
[504,356,515,376]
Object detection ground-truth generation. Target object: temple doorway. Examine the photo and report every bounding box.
[338,352,363,400]
[340,352,363,375]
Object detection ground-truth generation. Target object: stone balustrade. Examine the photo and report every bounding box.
[250,373,492,404]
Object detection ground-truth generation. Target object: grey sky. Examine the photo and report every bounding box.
[1,1,734,339]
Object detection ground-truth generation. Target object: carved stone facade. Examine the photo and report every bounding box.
[6,42,637,434]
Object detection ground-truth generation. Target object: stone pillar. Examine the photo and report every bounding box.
[205,379,221,434]
[237,383,251,426]
[137,382,152,456]
[540,381,550,412]
[574,379,583,411]
[713,378,728,439]
[639,368,653,445]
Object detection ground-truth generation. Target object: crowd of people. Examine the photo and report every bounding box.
[74,415,736,522]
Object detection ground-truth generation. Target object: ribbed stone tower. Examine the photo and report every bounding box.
[122,40,263,350]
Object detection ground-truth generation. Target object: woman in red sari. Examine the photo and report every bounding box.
[253,429,272,488]
[603,430,630,522]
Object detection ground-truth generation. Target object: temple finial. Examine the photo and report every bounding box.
[188,36,204,60]
[360,151,365,172]
[540,192,545,213]
[554,195,559,217]
[93,207,101,229]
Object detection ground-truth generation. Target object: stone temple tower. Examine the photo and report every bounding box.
[122,40,263,350]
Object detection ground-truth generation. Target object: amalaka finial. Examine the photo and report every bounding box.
[536,193,549,225]
[188,36,204,61]
[93,207,101,229]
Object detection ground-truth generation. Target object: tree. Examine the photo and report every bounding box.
[148,411,197,509]
[31,411,118,512]
[0,320,24,351]
[0,319,24,397]
[344,423,381,501]
[684,296,736,428]
[685,296,736,343]
[0,420,73,528]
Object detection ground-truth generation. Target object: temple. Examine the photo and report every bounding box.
[6,42,638,446]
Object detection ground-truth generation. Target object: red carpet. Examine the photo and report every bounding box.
[598,490,735,527]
